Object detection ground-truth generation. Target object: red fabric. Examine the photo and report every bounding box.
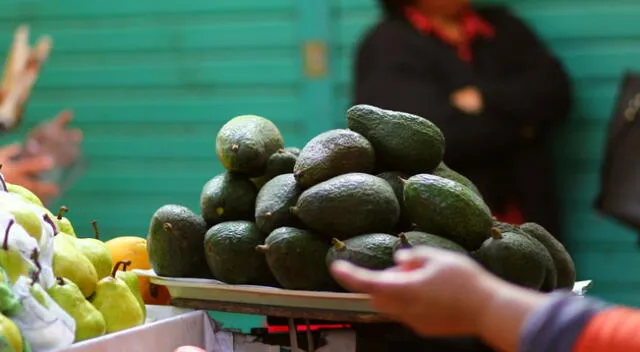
[403,7,495,61]
[493,201,525,225]
[573,307,640,352]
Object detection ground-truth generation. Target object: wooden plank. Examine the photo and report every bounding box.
[0,0,295,18]
[24,97,302,124]
[171,298,391,323]
[0,22,297,53]
[31,58,300,89]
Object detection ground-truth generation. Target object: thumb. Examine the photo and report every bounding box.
[330,260,384,294]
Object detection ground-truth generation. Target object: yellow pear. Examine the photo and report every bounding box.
[0,313,22,352]
[52,233,99,298]
[47,277,106,342]
[0,219,31,284]
[115,261,146,319]
[0,195,42,243]
[91,261,144,333]
[73,221,113,279]
[55,206,76,238]
[6,183,43,207]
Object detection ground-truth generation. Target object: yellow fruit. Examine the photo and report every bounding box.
[0,313,22,352]
[105,236,171,305]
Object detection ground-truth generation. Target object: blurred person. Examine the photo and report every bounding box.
[0,110,82,204]
[331,247,639,352]
[353,0,572,238]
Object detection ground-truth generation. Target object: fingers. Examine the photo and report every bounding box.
[53,110,74,126]
[0,143,23,160]
[14,155,54,173]
[21,179,58,200]
[331,260,382,294]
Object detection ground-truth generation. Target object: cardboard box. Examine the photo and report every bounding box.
[60,309,355,352]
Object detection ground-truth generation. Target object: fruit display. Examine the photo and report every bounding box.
[147,104,577,295]
[0,173,148,350]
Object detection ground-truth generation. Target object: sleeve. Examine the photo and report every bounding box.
[476,10,572,126]
[572,307,640,352]
[353,25,526,165]
[518,291,615,352]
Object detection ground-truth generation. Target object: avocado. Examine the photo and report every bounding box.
[376,171,412,231]
[473,228,555,291]
[394,231,467,254]
[432,162,482,198]
[200,172,257,227]
[284,147,301,157]
[292,173,400,240]
[520,222,576,289]
[251,148,299,188]
[216,114,284,176]
[293,129,375,188]
[326,234,397,275]
[203,221,277,285]
[255,174,304,234]
[404,174,492,250]
[256,227,338,291]
[147,204,209,278]
[347,104,444,174]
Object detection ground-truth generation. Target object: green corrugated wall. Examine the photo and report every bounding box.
[0,0,639,313]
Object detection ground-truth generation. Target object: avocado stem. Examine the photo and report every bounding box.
[231,144,239,152]
[111,260,131,278]
[43,214,58,236]
[278,148,285,153]
[490,227,503,240]
[398,177,407,184]
[57,277,65,286]
[331,238,346,252]
[289,207,298,215]
[3,219,14,251]
[91,220,101,240]
[264,212,272,217]
[57,206,68,221]
[255,244,269,253]
[398,233,412,248]
[293,171,304,180]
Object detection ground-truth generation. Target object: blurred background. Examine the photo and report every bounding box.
[1,0,638,310]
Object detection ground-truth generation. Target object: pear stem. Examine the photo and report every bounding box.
[331,238,346,252]
[490,227,503,240]
[57,277,65,286]
[57,206,68,221]
[122,260,132,272]
[43,214,58,236]
[30,249,41,286]
[111,260,131,278]
[3,219,13,251]
[91,220,100,240]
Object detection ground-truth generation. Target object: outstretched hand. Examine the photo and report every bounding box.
[330,247,496,336]
[0,143,58,200]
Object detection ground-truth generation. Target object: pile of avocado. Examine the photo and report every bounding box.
[146,106,577,294]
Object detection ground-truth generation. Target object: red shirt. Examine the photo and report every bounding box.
[403,7,495,62]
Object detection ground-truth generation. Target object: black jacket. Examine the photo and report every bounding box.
[353,5,572,239]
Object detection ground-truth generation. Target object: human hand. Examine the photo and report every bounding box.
[26,110,83,167]
[330,247,498,337]
[451,86,483,114]
[0,143,58,201]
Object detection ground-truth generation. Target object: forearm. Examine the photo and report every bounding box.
[477,279,549,352]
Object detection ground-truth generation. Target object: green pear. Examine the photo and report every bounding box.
[91,261,144,333]
[0,196,42,242]
[6,183,43,208]
[0,219,32,284]
[73,221,113,279]
[52,233,98,298]
[47,277,106,342]
[116,261,146,319]
[55,206,76,238]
